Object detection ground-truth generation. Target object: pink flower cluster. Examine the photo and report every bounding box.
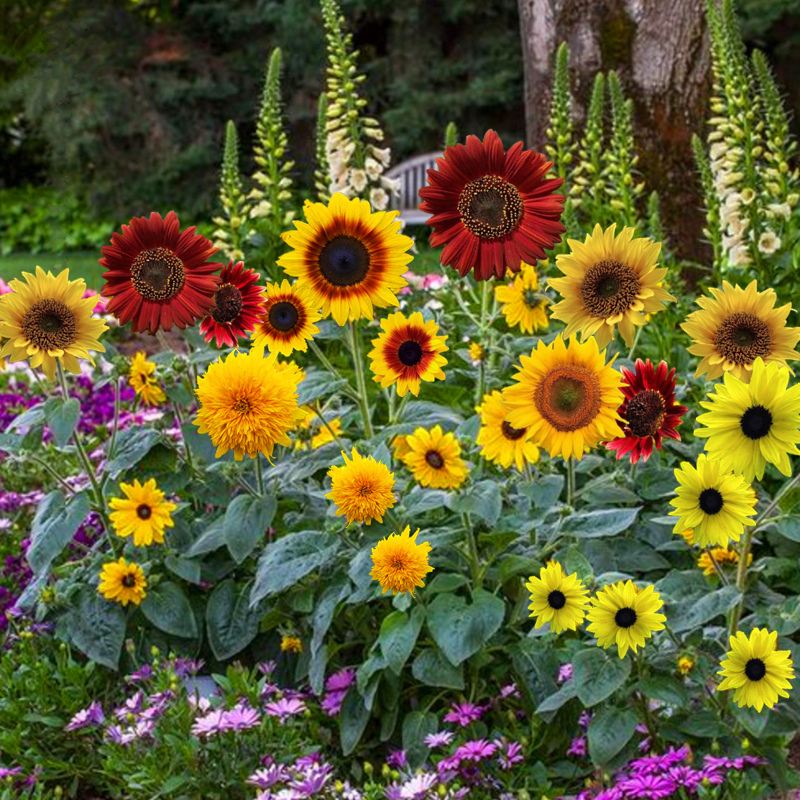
[398,271,449,296]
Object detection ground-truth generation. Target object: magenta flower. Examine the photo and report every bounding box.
[617,774,676,799]
[0,767,23,780]
[453,739,497,763]
[424,731,454,749]
[567,737,587,757]
[386,749,408,770]
[125,664,154,683]
[443,701,485,727]
[65,701,105,731]
[557,663,574,683]
[499,682,521,700]
[399,771,437,799]
[325,668,357,692]
[191,708,227,737]
[498,740,524,769]
[223,703,261,731]
[265,697,306,723]
[113,691,144,721]
[289,764,333,795]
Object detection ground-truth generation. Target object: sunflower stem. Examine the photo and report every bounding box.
[385,508,403,536]
[727,527,754,638]
[475,280,491,405]
[309,339,358,400]
[255,456,265,497]
[566,457,576,508]
[108,375,122,461]
[311,405,346,448]
[347,321,374,439]
[704,546,730,587]
[461,511,483,590]
[627,325,643,363]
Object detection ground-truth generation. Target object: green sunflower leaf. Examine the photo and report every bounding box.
[224,493,277,563]
[573,647,632,707]
[588,706,638,765]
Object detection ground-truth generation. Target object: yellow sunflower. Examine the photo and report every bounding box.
[391,435,411,462]
[0,267,107,381]
[698,547,751,577]
[193,344,305,460]
[278,193,413,325]
[549,224,675,347]
[586,580,667,659]
[128,351,166,406]
[401,425,469,489]
[717,628,794,711]
[280,635,303,654]
[525,562,589,634]
[678,655,695,675]
[370,526,434,596]
[326,449,396,525]
[251,279,321,356]
[108,478,177,547]
[98,558,147,607]
[467,341,484,365]
[495,262,550,334]
[669,454,757,548]
[368,311,448,397]
[681,280,800,382]
[501,335,624,461]
[476,390,540,471]
[694,357,800,482]
[310,417,344,449]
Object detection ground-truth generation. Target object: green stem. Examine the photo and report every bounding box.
[308,339,359,400]
[566,457,576,508]
[704,547,730,587]
[109,376,121,460]
[347,321,374,439]
[255,456,265,497]
[385,508,403,535]
[727,527,753,638]
[475,280,491,405]
[29,455,75,495]
[627,325,643,363]
[462,511,482,590]
[311,405,346,449]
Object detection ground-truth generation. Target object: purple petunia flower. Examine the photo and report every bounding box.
[264,697,306,723]
[424,731,454,749]
[65,701,105,731]
[125,664,154,683]
[443,701,485,727]
[453,739,497,763]
[325,668,357,693]
[0,767,23,780]
[578,710,592,730]
[498,740,524,769]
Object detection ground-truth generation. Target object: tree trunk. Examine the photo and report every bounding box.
[517,0,711,261]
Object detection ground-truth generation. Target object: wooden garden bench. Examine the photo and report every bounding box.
[386,152,441,225]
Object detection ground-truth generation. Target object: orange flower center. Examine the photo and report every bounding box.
[21,299,77,350]
[580,260,639,318]
[211,283,244,323]
[268,300,300,332]
[318,235,371,286]
[534,366,601,432]
[130,248,186,300]
[625,389,665,438]
[714,312,772,364]
[458,175,523,240]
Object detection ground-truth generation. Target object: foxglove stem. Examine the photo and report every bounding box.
[347,321,374,439]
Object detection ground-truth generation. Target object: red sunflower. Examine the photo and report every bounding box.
[606,359,688,465]
[418,129,565,281]
[100,211,222,334]
[199,261,266,348]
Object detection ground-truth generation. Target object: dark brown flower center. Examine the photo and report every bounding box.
[21,299,78,350]
[548,590,566,609]
[130,248,186,301]
[457,175,523,240]
[714,313,772,365]
[740,405,773,440]
[268,301,300,332]
[580,260,640,318]
[122,573,138,588]
[136,504,152,520]
[625,389,666,438]
[523,289,541,308]
[210,283,244,323]
[501,420,527,441]
[699,488,724,515]
[398,340,423,366]
[615,607,637,628]
[425,450,445,469]
[744,658,766,681]
[534,366,602,432]
[318,235,370,286]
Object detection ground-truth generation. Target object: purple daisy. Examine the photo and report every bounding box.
[65,701,105,731]
[265,697,307,723]
[617,775,676,799]
[443,701,485,727]
[424,731,454,749]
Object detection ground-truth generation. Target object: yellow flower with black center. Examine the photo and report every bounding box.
[681,280,800,383]
[501,335,624,461]
[109,478,177,547]
[401,425,469,489]
[280,635,303,654]
[327,449,396,526]
[548,224,675,348]
[669,454,757,548]
[391,435,411,462]
[194,344,305,461]
[370,526,433,596]
[717,628,794,711]
[476,391,540,471]
[278,193,413,326]
[495,262,550,334]
[525,562,589,634]
[128,351,166,406]
[678,655,695,675]
[368,311,448,397]
[586,580,666,659]
[0,267,107,382]
[251,280,321,356]
[695,357,800,482]
[98,557,147,607]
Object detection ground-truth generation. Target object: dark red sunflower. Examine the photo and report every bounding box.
[606,359,688,464]
[199,261,266,348]
[100,211,222,334]
[418,129,565,281]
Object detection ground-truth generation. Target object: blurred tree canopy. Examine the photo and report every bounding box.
[0,0,523,220]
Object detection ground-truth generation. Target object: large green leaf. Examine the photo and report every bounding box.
[448,480,502,526]
[250,531,340,606]
[297,370,348,405]
[573,648,632,707]
[339,687,371,756]
[27,491,91,574]
[186,518,226,557]
[206,580,260,661]
[224,493,277,563]
[378,606,425,675]
[510,637,560,707]
[536,680,579,714]
[563,507,641,538]
[411,648,464,689]
[140,581,198,638]
[5,403,45,434]
[588,706,638,765]
[402,487,449,515]
[669,586,741,633]
[426,589,505,666]
[106,428,162,478]
[44,397,80,447]
[65,586,127,670]
[402,710,438,767]
[309,578,350,694]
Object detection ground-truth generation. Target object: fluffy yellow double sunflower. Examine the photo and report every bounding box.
[476,391,540,471]
[251,280,321,356]
[370,526,434,596]
[525,562,589,634]
[502,335,624,461]
[495,263,549,334]
[401,425,469,489]
[326,449,396,526]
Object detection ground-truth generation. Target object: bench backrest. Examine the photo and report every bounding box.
[386,152,441,225]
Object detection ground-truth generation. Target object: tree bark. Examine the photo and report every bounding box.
[517,0,711,261]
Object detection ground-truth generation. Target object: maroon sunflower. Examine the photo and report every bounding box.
[418,130,565,281]
[606,359,688,465]
[100,211,222,334]
[199,261,266,348]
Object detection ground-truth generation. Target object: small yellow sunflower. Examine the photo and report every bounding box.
[370,526,434,596]
[278,193,413,325]
[0,267,107,381]
[669,454,757,548]
[108,478,177,547]
[695,357,800,482]
[128,351,166,406]
[194,344,305,461]
[698,547,751,577]
[495,262,550,334]
[280,635,303,654]
[368,311,448,397]
[548,224,675,347]
[467,341,484,365]
[525,562,589,634]
[251,279,321,356]
[310,417,344,449]
[326,449,396,526]
[717,628,795,711]
[98,557,147,607]
[391,435,411,462]
[678,655,695,676]
[681,280,800,382]
[476,391,540,471]
[402,425,469,489]
[586,580,666,659]
[501,335,624,461]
